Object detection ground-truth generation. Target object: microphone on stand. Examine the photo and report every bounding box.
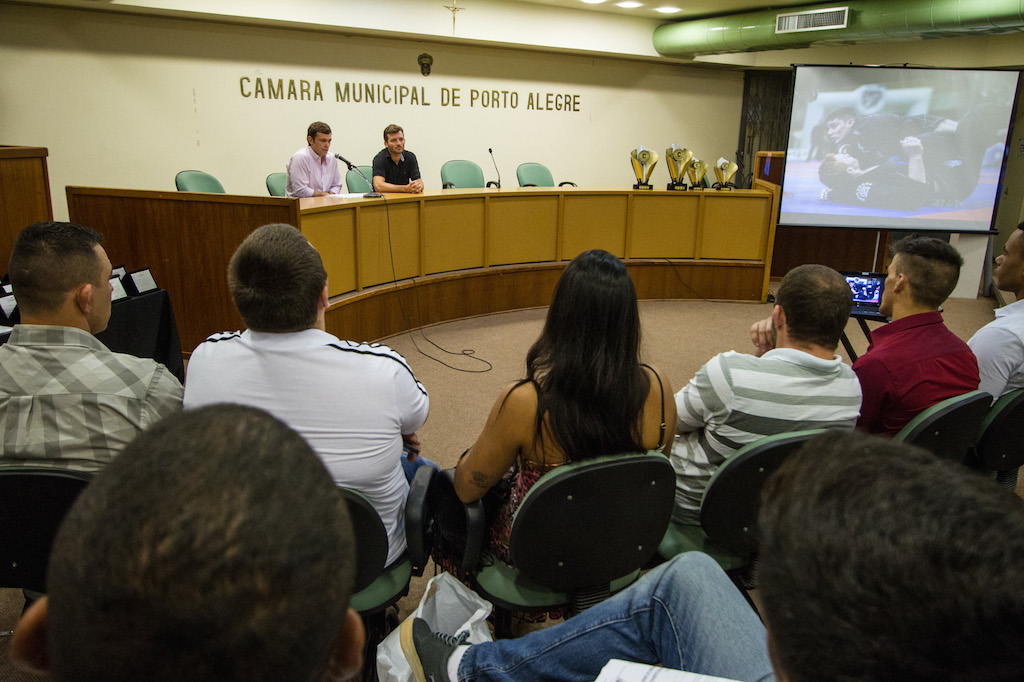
[488,148,501,189]
[334,153,382,198]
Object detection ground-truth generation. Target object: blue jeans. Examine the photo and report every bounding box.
[401,452,438,482]
[458,552,775,682]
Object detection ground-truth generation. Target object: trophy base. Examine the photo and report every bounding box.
[713,183,736,191]
[633,183,654,190]
[667,182,689,191]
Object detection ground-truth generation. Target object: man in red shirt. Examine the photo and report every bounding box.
[853,235,979,435]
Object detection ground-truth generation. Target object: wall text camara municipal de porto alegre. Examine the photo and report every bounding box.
[238,78,582,112]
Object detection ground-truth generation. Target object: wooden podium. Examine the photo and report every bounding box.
[0,146,53,269]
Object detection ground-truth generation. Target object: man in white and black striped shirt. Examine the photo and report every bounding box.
[671,264,862,524]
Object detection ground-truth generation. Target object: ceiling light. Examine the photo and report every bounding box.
[580,0,607,4]
[655,6,681,12]
[616,1,643,8]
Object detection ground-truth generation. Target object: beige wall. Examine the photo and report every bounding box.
[0,4,744,220]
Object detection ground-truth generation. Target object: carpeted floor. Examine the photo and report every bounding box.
[0,295,1007,680]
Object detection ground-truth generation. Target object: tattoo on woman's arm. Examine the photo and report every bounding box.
[470,471,490,489]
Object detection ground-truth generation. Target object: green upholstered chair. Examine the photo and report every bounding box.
[435,452,674,638]
[339,487,412,680]
[658,429,827,581]
[893,390,991,463]
[440,160,499,189]
[265,171,287,196]
[516,162,576,187]
[969,388,1024,489]
[346,165,374,193]
[0,467,93,599]
[174,170,226,193]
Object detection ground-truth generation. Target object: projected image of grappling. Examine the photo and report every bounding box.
[779,66,1019,232]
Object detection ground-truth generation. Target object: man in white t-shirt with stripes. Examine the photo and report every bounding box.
[672,264,862,523]
[184,223,429,566]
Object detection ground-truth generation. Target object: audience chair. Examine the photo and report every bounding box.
[413,453,674,638]
[174,170,226,193]
[265,171,287,196]
[893,390,991,463]
[405,466,485,582]
[516,162,576,187]
[0,467,93,600]
[339,488,412,682]
[970,388,1024,489]
[346,165,374,194]
[440,160,499,189]
[658,429,827,585]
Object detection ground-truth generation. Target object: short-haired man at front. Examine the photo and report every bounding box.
[0,221,182,469]
[286,120,343,197]
[10,404,366,682]
[969,221,1024,398]
[184,223,428,566]
[673,263,862,523]
[372,123,424,194]
[400,431,1024,682]
[853,235,979,434]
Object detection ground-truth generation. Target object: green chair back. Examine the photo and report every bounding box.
[658,429,828,572]
[346,165,374,193]
[265,172,287,197]
[517,162,555,187]
[893,390,991,463]
[972,388,1024,487]
[440,160,486,189]
[174,170,225,193]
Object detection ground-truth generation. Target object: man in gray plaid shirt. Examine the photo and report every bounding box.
[0,221,182,470]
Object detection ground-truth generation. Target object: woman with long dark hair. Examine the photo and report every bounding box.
[452,249,675,562]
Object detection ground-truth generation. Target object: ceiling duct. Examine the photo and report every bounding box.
[653,0,1024,58]
[776,7,849,34]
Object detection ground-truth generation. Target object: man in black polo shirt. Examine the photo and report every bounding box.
[372,123,424,193]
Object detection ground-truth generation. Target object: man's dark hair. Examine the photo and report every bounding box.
[9,221,105,314]
[892,235,964,308]
[46,404,356,682]
[775,264,852,350]
[823,106,856,124]
[759,431,1024,681]
[228,223,327,332]
[383,123,404,142]
[307,121,331,140]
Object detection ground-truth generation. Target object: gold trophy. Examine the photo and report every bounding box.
[688,158,709,190]
[666,145,693,191]
[713,157,739,190]
[630,147,658,190]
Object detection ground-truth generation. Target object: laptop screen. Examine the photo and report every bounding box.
[843,272,885,305]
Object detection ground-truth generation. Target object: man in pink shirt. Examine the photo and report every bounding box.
[285,121,343,197]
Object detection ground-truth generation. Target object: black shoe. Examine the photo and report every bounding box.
[400,617,469,682]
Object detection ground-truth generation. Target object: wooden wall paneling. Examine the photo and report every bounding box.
[563,192,628,259]
[770,226,887,276]
[66,187,298,351]
[629,261,764,301]
[0,146,52,271]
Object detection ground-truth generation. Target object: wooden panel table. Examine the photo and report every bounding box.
[68,186,778,352]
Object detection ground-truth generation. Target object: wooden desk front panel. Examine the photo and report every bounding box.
[486,195,559,266]
[700,193,772,260]
[628,193,699,259]
[422,198,485,275]
[357,202,420,289]
[563,194,628,259]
